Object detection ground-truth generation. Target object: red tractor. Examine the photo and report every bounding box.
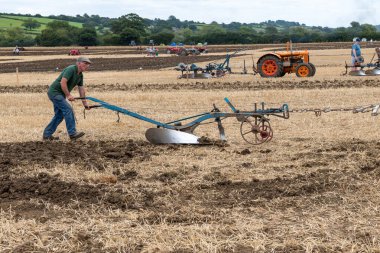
[187,46,208,55]
[167,46,188,56]
[193,43,208,54]
[68,49,81,56]
[167,45,208,56]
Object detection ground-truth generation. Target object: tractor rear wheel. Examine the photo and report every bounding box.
[257,55,283,77]
[295,63,313,77]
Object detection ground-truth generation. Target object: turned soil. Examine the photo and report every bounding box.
[1,138,379,220]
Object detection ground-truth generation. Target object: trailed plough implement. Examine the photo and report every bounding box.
[78,97,289,145]
[175,51,238,79]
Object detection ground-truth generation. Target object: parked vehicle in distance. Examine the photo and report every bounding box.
[167,42,208,56]
[193,43,208,54]
[167,45,188,56]
[68,49,81,55]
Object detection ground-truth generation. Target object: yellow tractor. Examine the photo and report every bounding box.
[254,42,315,77]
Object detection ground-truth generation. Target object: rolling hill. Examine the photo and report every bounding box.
[0,14,83,36]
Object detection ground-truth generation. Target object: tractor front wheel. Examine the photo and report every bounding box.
[295,63,313,77]
[308,62,316,76]
[257,55,283,77]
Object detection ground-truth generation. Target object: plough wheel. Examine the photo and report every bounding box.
[296,63,313,77]
[257,55,283,77]
[240,117,273,145]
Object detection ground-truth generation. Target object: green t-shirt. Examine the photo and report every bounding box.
[48,65,83,97]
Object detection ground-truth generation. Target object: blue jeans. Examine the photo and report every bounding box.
[43,93,76,137]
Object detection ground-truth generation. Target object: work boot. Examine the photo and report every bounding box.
[43,136,59,141]
[69,132,85,140]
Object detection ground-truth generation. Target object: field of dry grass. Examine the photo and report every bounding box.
[1,43,380,252]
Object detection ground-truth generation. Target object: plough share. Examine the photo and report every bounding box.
[78,97,289,145]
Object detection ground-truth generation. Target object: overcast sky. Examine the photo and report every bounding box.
[1,0,379,28]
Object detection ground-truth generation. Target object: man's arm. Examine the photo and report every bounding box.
[352,45,358,59]
[60,77,74,101]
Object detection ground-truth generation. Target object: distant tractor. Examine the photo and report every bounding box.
[167,43,208,56]
[186,48,201,55]
[194,43,208,54]
[68,49,81,56]
[167,46,189,56]
[254,42,316,77]
[187,45,208,55]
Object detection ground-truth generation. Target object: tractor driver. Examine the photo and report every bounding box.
[351,38,362,71]
[42,57,92,141]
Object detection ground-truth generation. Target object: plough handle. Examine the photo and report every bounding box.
[224,97,237,112]
[74,97,102,109]
[82,105,103,119]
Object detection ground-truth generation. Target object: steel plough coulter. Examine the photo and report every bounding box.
[79,97,289,145]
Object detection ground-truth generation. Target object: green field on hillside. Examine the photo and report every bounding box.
[0,15,83,35]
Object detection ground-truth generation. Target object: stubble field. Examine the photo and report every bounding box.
[1,43,380,252]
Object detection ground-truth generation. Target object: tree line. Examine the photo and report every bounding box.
[0,12,379,47]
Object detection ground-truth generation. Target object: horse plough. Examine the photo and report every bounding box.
[76,97,290,145]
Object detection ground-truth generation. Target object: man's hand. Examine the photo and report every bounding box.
[67,94,75,101]
[83,100,91,110]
